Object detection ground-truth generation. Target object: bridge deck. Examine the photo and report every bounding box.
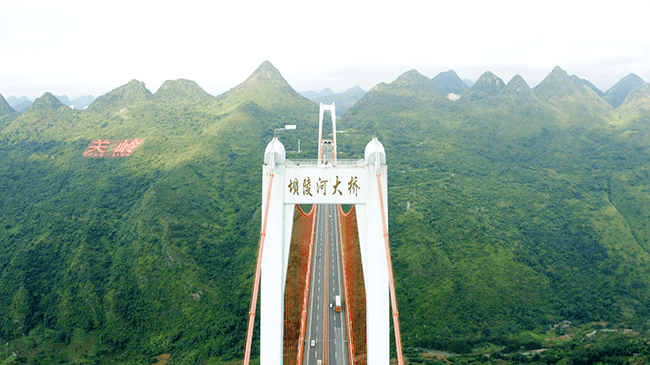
[302,204,349,365]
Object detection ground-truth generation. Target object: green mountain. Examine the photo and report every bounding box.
[461,71,505,104]
[31,92,69,110]
[216,61,319,154]
[0,94,19,130]
[390,69,445,98]
[2,92,79,138]
[491,75,559,137]
[571,74,605,97]
[153,79,214,103]
[533,66,612,124]
[498,74,531,95]
[2,62,650,363]
[432,69,469,97]
[534,66,581,99]
[615,82,650,141]
[618,82,650,115]
[572,76,612,110]
[605,73,647,108]
[214,60,316,119]
[341,69,446,139]
[497,74,537,102]
[86,79,153,114]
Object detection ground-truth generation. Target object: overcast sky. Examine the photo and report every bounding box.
[1,0,649,100]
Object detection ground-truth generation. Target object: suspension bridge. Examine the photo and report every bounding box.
[243,103,403,365]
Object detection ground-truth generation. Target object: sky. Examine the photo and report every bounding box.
[1,0,649,100]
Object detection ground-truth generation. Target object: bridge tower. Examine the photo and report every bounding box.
[244,103,403,364]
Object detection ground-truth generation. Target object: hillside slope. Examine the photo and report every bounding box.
[0,61,318,363]
[342,67,650,344]
[0,94,19,130]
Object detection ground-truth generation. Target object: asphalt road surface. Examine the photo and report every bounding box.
[303,204,349,365]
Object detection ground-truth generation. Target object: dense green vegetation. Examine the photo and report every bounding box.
[1,61,650,363]
[402,322,650,365]
[0,62,319,363]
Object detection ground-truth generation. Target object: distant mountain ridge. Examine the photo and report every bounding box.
[6,94,95,112]
[7,96,33,113]
[69,95,96,110]
[300,85,364,99]
[6,95,31,108]
[300,85,367,117]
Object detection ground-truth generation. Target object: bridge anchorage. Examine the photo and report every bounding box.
[244,103,404,365]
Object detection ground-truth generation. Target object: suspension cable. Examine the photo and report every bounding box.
[243,173,274,365]
[376,173,404,365]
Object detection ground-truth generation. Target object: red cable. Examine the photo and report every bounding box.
[243,173,275,365]
[376,174,404,365]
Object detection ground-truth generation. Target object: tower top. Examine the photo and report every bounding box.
[317,103,337,166]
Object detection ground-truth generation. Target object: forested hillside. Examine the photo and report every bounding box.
[344,66,650,343]
[1,61,650,363]
[0,61,319,363]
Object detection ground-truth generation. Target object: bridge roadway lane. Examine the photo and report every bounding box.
[303,204,349,365]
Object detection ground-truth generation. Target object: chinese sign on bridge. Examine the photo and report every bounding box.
[82,139,144,158]
[283,166,368,204]
[288,175,360,197]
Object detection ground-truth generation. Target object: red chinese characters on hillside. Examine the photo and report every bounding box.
[82,138,144,158]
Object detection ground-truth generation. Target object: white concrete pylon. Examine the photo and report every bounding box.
[259,137,293,364]
[361,137,389,364]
